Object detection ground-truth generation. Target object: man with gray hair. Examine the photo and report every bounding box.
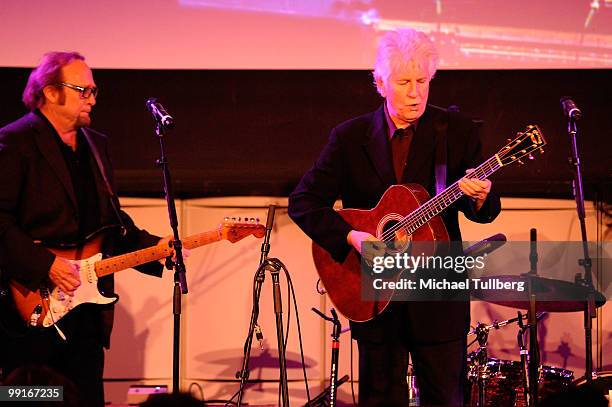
[289,29,501,406]
[0,52,169,406]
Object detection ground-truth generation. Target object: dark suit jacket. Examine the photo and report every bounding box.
[0,112,162,347]
[288,104,501,343]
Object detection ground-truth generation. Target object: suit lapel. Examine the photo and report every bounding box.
[30,113,78,210]
[82,128,110,186]
[82,128,115,205]
[363,105,396,186]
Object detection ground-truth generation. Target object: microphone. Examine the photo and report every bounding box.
[464,233,507,257]
[146,98,175,129]
[560,96,582,120]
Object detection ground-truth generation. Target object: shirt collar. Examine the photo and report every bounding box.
[384,101,418,140]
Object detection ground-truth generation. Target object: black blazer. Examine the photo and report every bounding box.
[0,112,162,346]
[288,104,501,342]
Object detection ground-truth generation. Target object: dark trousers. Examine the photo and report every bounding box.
[1,307,105,407]
[355,304,468,407]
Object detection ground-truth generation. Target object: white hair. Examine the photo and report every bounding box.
[373,29,439,96]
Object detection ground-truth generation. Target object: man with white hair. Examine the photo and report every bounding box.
[289,29,501,406]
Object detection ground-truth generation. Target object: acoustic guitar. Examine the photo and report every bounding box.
[312,125,546,322]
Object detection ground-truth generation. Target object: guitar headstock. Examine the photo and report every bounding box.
[497,125,546,167]
[221,217,266,243]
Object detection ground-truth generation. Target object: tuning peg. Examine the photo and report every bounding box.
[528,153,534,160]
[507,138,512,142]
[539,147,545,154]
[517,159,524,165]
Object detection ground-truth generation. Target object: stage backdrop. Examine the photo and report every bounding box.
[1,0,611,69]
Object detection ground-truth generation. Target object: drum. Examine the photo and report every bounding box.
[467,358,523,407]
[467,358,574,407]
[538,365,574,401]
[572,371,612,400]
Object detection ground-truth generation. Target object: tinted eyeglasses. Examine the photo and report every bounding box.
[59,82,99,99]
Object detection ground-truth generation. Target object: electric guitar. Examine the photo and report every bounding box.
[312,125,547,322]
[10,219,265,328]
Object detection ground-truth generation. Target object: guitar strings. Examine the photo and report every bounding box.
[379,135,537,243]
[379,157,496,242]
[379,156,500,244]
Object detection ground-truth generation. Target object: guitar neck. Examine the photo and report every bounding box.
[95,229,221,277]
[403,155,503,234]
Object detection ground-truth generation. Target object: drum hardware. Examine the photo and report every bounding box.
[517,311,531,406]
[572,371,612,402]
[470,275,605,313]
[467,312,545,407]
[471,221,608,405]
[467,357,575,407]
[473,322,491,407]
[467,311,573,407]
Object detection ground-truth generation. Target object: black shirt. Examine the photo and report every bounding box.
[36,110,102,240]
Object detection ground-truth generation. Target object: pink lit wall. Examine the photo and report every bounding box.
[1,0,611,69]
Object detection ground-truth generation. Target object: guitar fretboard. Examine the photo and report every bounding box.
[95,229,221,277]
[384,155,502,241]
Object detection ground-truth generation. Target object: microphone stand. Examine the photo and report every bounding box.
[311,308,342,407]
[527,228,539,407]
[474,322,490,407]
[517,312,531,406]
[565,114,596,384]
[236,205,290,406]
[153,121,188,393]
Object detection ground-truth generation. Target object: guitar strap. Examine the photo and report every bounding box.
[434,116,448,195]
[82,129,127,237]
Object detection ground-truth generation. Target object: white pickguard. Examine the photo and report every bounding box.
[42,253,117,327]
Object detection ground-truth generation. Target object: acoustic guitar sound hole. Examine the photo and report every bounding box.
[380,219,411,254]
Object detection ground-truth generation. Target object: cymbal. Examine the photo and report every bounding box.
[471,274,606,312]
